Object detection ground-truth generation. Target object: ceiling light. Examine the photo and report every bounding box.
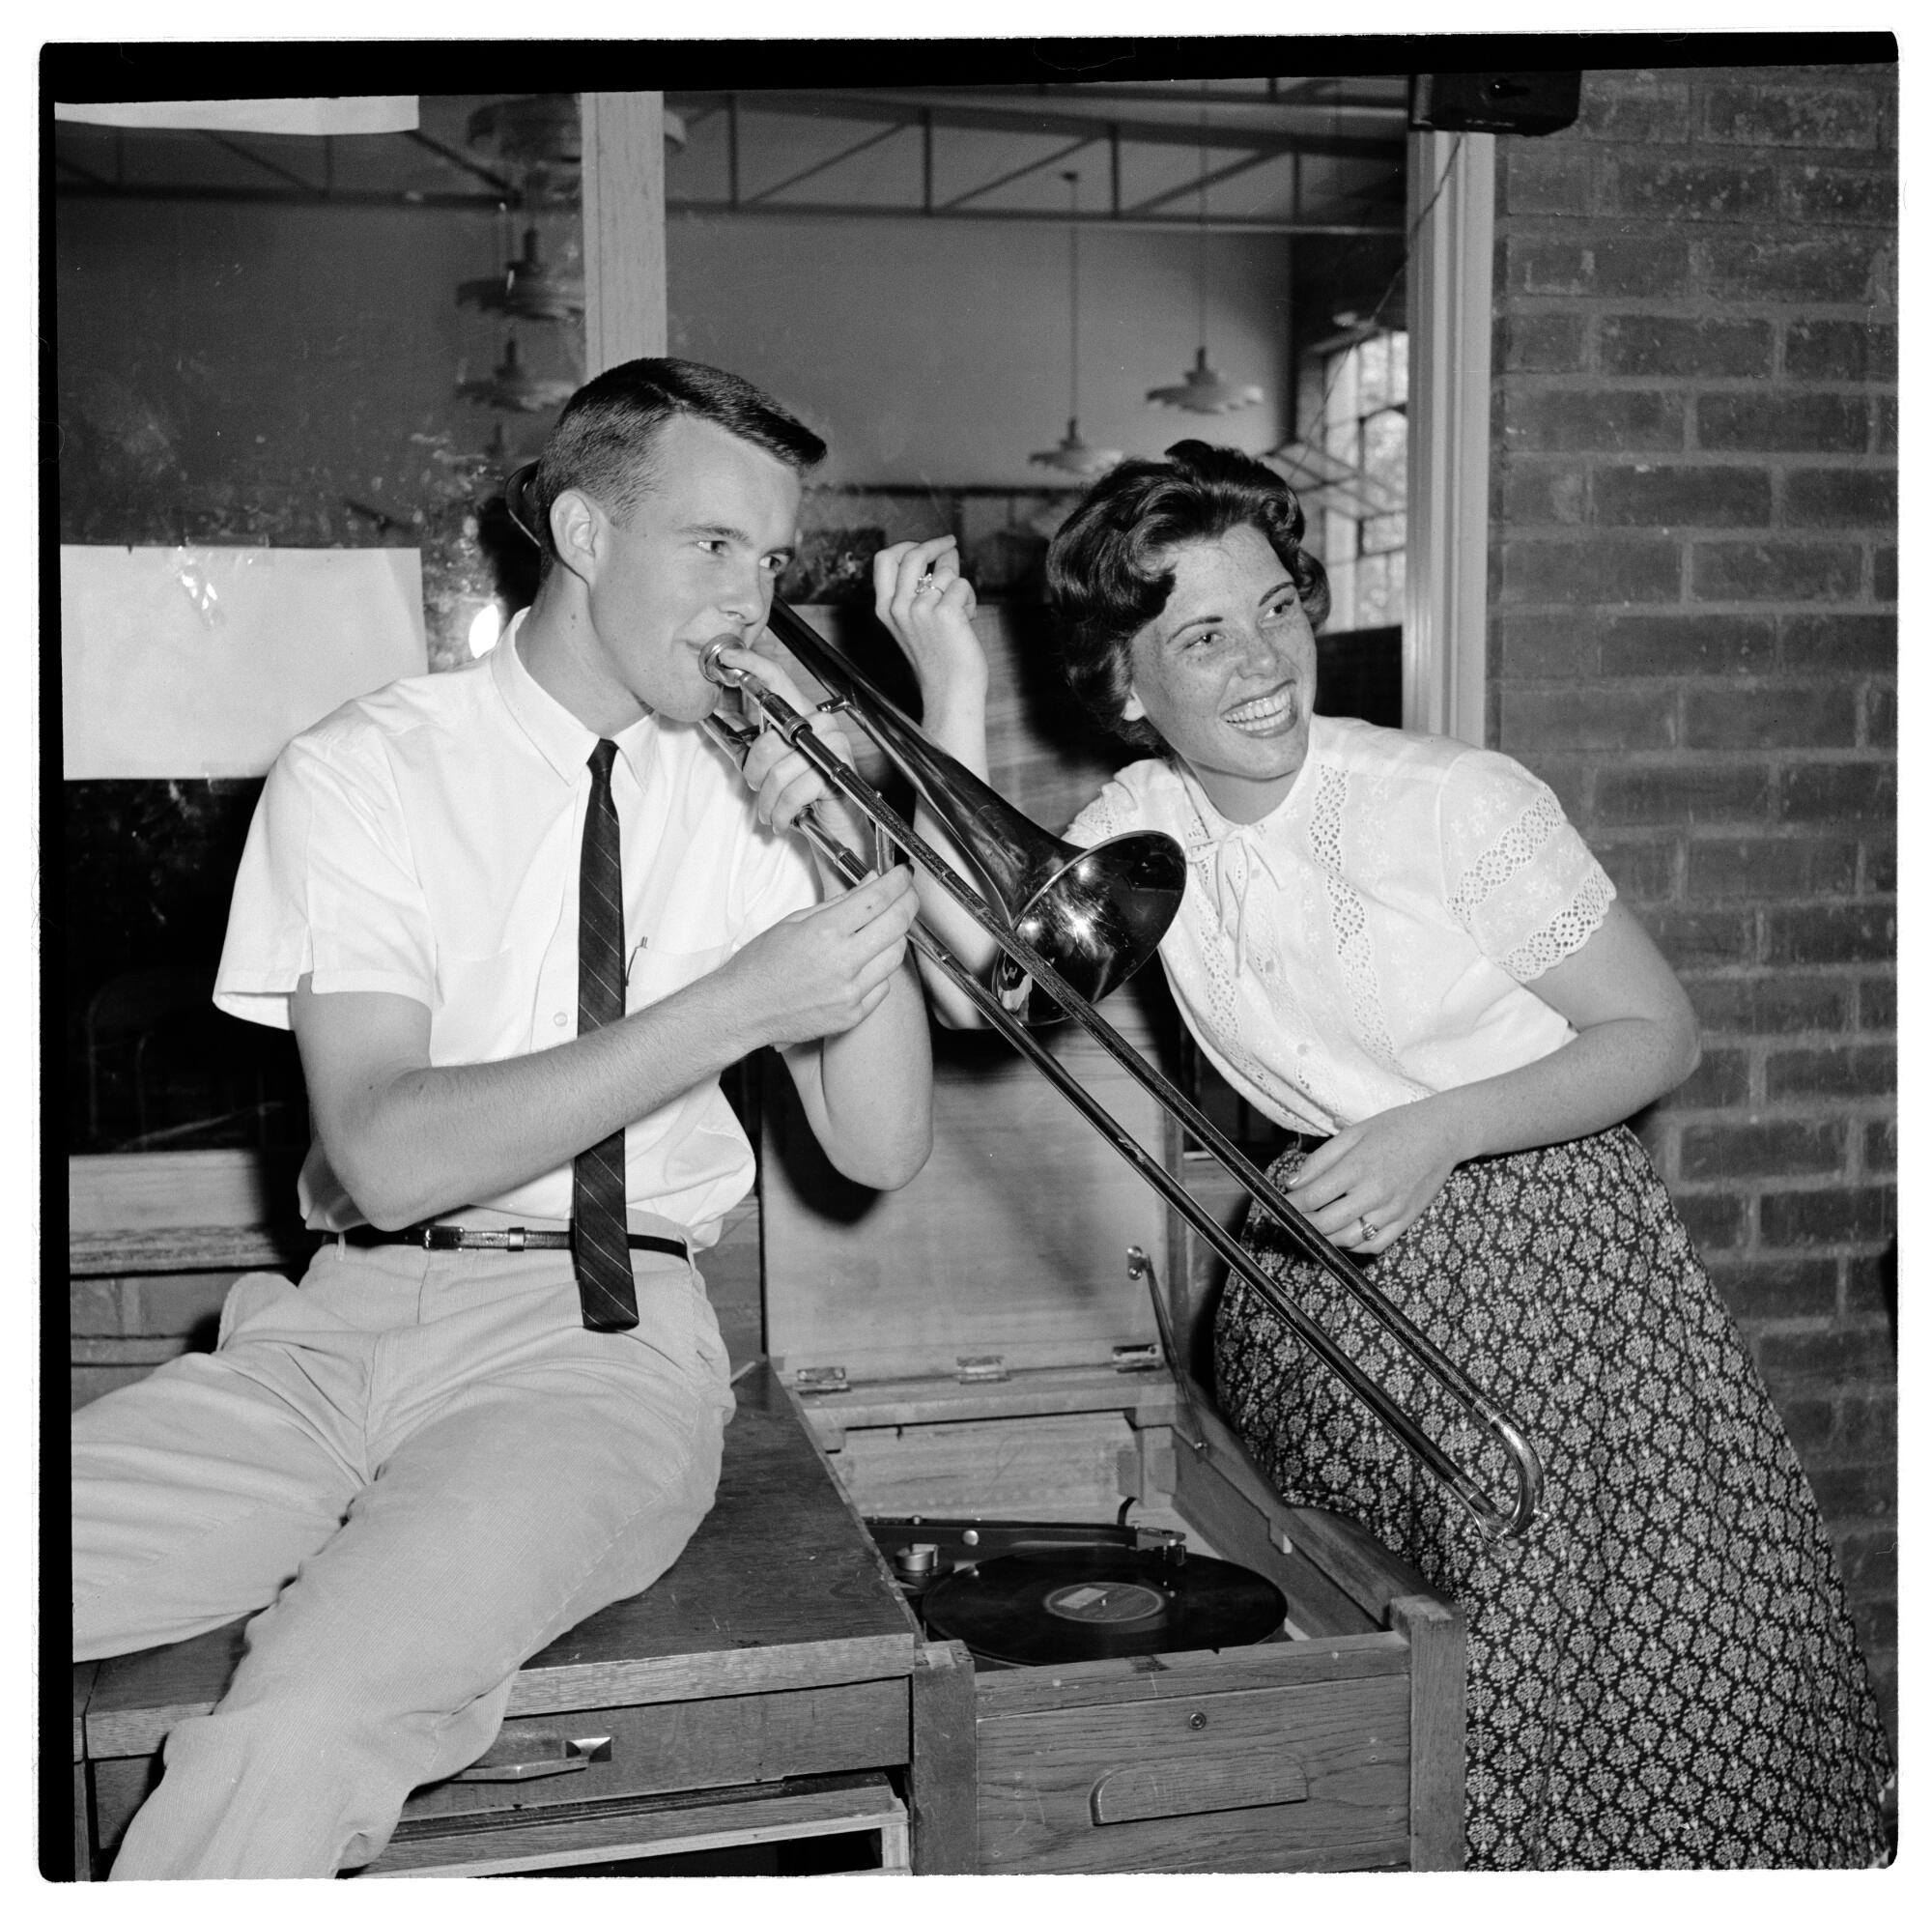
[1146,119,1264,417]
[1031,421,1126,478]
[1148,346,1264,416]
[459,226,584,325]
[1030,172,1123,477]
[456,337,575,415]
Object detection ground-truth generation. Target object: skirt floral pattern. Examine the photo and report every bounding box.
[1212,1127,1891,1870]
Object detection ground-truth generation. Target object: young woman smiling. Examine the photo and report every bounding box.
[872,441,1891,1871]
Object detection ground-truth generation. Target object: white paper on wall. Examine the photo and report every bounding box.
[61,545,428,781]
[53,99,419,135]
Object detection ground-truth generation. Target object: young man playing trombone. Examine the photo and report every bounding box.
[71,358,932,1878]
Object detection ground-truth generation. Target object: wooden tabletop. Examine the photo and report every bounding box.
[84,1363,917,1759]
[509,1363,916,1712]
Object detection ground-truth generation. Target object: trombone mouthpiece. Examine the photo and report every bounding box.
[700,640,747,687]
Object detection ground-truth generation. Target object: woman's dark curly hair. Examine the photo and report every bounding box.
[1046,440,1329,756]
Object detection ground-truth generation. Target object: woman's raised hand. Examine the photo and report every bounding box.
[867,539,998,1023]
[713,642,872,863]
[872,536,988,711]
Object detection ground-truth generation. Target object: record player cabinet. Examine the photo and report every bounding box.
[759,1009,1466,1874]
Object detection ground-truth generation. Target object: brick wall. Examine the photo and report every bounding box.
[1487,64,1897,1746]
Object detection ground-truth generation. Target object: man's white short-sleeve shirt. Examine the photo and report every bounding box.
[1066,716,1616,1138]
[214,614,819,1244]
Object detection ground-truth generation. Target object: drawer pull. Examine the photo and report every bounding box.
[454,1733,612,1784]
[1090,1752,1309,1825]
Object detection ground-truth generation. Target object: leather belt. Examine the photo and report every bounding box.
[339,1223,686,1259]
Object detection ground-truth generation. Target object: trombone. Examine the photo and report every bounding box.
[702,601,1545,1542]
[497,464,1540,1538]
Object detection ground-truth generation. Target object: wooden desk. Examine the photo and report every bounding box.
[76,1365,932,1877]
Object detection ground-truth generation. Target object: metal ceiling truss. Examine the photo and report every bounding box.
[52,128,510,212]
[53,84,1407,235]
[676,88,1401,157]
[669,88,1403,235]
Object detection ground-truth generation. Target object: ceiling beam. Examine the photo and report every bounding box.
[404,126,516,196]
[666,199,1399,235]
[1122,147,1289,217]
[52,177,1400,232]
[1040,81,1406,118]
[670,90,1400,161]
[741,118,908,206]
[202,132,323,195]
[52,182,519,212]
[55,153,115,188]
[935,132,1101,213]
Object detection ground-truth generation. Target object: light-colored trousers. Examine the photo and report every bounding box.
[71,1233,736,1879]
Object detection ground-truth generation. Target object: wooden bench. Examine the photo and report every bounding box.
[73,1363,943,1878]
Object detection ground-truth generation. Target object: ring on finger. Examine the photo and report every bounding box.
[1357,1216,1378,1243]
[911,573,938,595]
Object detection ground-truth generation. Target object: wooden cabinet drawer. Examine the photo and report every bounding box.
[975,1674,1411,1873]
[87,1678,909,1858]
[406,1678,908,1826]
[362,1772,912,1877]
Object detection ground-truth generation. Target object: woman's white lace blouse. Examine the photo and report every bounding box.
[1065,716,1616,1137]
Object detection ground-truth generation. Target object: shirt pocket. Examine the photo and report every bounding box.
[626,939,734,1016]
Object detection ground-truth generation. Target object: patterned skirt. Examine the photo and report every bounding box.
[1212,1127,1891,1870]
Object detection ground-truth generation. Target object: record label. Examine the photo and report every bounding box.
[1043,1581,1168,1624]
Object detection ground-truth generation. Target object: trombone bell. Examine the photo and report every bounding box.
[994,836,1187,1021]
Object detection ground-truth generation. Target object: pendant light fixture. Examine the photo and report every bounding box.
[458,225,585,325]
[1146,116,1264,416]
[453,99,587,424]
[456,335,577,414]
[1030,172,1123,477]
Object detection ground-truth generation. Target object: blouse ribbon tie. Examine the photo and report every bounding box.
[1205,822,1286,980]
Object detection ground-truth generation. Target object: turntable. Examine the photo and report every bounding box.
[871,1517,1287,1668]
[759,1008,1466,1874]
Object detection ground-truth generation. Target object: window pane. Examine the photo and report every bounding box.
[1356,334,1388,414]
[1361,510,1406,557]
[1362,407,1406,487]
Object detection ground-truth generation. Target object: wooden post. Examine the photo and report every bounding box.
[908,1640,978,1873]
[1389,1592,1466,1870]
[1403,128,1495,748]
[72,1662,98,1881]
[582,92,668,374]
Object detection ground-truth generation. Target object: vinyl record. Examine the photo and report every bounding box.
[921,1544,1288,1666]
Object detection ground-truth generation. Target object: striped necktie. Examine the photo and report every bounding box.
[572,739,639,1331]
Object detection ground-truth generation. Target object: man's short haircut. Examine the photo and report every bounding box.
[1045,440,1331,757]
[530,358,826,575]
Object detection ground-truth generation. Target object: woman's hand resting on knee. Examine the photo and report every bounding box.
[1285,1099,1465,1256]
